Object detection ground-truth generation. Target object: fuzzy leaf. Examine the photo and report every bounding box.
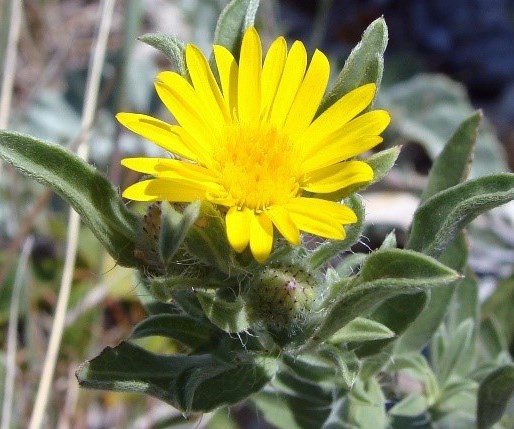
[184,202,232,274]
[0,131,141,267]
[281,353,337,384]
[407,173,514,258]
[159,201,200,266]
[138,34,186,76]
[366,146,401,187]
[317,17,388,114]
[196,290,249,333]
[77,342,277,414]
[435,319,475,382]
[345,378,387,429]
[308,195,365,269]
[130,314,214,349]
[420,112,480,202]
[389,394,428,417]
[329,317,395,344]
[395,233,468,353]
[311,249,459,345]
[318,346,361,389]
[477,365,514,429]
[213,0,259,57]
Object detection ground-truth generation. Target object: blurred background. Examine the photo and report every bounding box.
[1,0,514,427]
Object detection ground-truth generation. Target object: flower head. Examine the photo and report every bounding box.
[119,28,390,262]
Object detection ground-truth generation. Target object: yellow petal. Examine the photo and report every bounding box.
[299,83,377,149]
[122,179,206,202]
[155,71,219,145]
[285,197,357,239]
[116,113,198,161]
[225,207,252,253]
[288,197,357,223]
[302,160,374,193]
[260,36,287,119]
[283,49,329,137]
[301,110,390,171]
[238,27,262,125]
[250,212,273,263]
[213,45,239,118]
[186,44,230,123]
[268,41,307,127]
[121,158,216,183]
[266,205,300,245]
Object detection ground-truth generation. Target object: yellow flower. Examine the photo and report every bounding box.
[118,27,390,263]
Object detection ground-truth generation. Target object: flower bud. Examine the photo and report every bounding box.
[246,266,317,333]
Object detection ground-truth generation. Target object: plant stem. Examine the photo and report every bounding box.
[28,0,116,427]
[1,236,34,429]
[0,0,22,130]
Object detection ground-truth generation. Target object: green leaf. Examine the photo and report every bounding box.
[388,394,428,417]
[407,173,514,258]
[311,249,458,345]
[365,146,401,187]
[395,233,468,353]
[317,17,388,114]
[379,230,397,250]
[447,267,479,334]
[387,353,440,404]
[308,195,365,269]
[130,314,215,349]
[318,346,361,389]
[148,275,226,302]
[345,377,387,429]
[354,293,428,359]
[0,131,141,267]
[184,202,232,274]
[434,319,475,383]
[479,317,509,363]
[281,353,337,384]
[77,342,277,414]
[196,290,249,333]
[482,275,514,351]
[213,0,259,57]
[420,112,481,202]
[329,317,395,344]
[138,33,186,76]
[159,201,200,267]
[477,365,514,429]
[269,370,334,428]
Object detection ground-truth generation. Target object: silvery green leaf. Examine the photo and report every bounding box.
[138,33,186,76]
[317,17,388,114]
[477,365,514,429]
[0,131,141,267]
[77,341,277,414]
[420,112,481,202]
[329,317,395,344]
[311,249,458,345]
[407,173,514,258]
[213,0,259,57]
[196,290,249,333]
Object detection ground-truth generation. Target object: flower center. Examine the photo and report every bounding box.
[212,125,300,212]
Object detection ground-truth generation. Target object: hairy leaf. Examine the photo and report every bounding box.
[317,17,388,114]
[477,365,514,429]
[0,131,142,267]
[77,341,276,414]
[213,0,259,57]
[138,34,186,75]
[407,173,514,258]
